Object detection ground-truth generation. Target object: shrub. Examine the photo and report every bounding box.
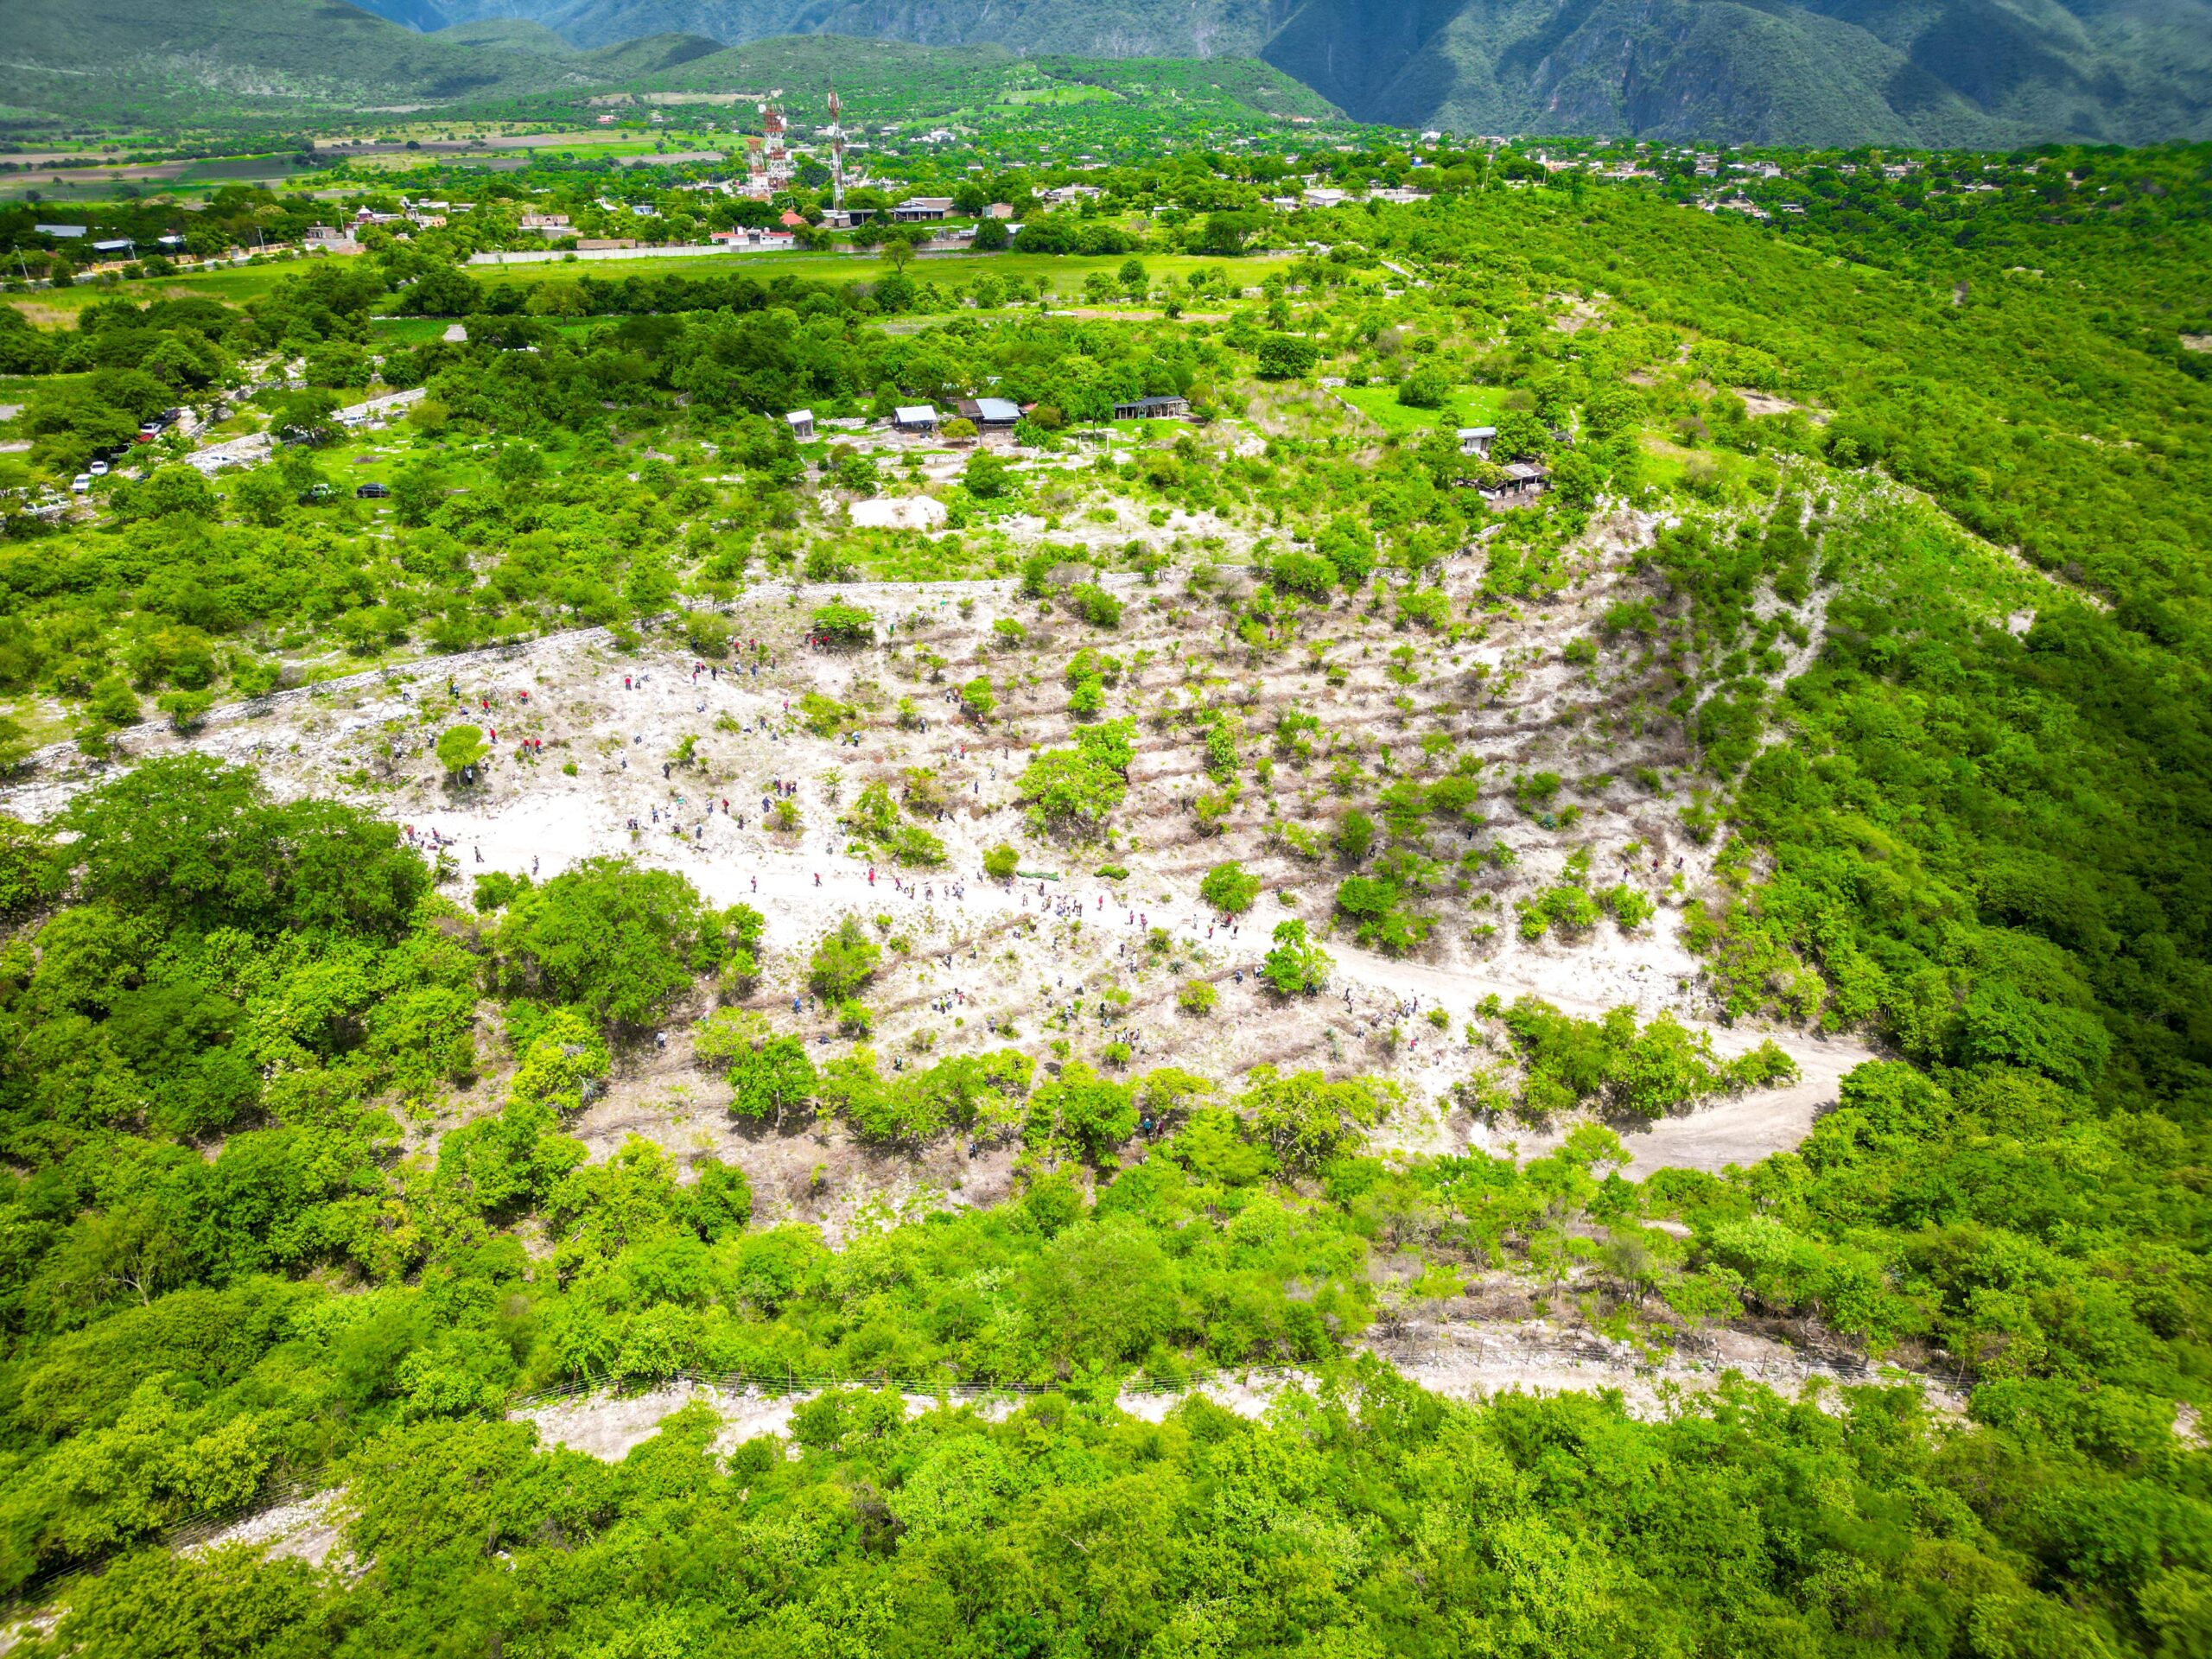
[800,692,859,738]
[1500,996,1800,1122]
[1068,583,1122,629]
[1599,885,1656,930]
[809,917,881,1001]
[1178,981,1219,1016]
[1512,772,1563,814]
[1256,334,1320,379]
[1519,883,1601,940]
[1395,588,1451,630]
[472,871,531,913]
[683,611,733,658]
[1396,364,1452,409]
[982,844,1020,880]
[893,823,946,867]
[1335,874,1433,952]
[1270,550,1337,598]
[810,601,874,646]
[965,451,1014,499]
[436,725,488,777]
[1199,861,1261,915]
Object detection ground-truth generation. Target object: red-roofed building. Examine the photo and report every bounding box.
[780,211,806,229]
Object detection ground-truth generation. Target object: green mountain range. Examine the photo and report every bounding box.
[356,0,2212,143]
[0,0,1320,129]
[0,0,729,120]
[5,0,2207,141]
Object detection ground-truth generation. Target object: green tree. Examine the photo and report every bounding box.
[727,1035,818,1131]
[1260,919,1332,996]
[436,725,488,777]
[810,601,874,646]
[493,858,709,1028]
[808,917,881,1002]
[1256,334,1319,379]
[964,450,1013,499]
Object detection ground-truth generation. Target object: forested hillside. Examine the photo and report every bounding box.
[0,140,2209,1657]
[353,0,2212,143]
[0,0,648,121]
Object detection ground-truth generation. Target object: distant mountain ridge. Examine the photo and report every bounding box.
[356,0,2212,143]
[0,0,730,120]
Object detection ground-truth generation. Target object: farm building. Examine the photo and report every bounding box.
[1114,394,1191,421]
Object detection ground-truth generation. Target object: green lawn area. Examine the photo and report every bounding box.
[7,259,315,324]
[8,247,1303,332]
[1334,382,1510,435]
[1637,431,1760,493]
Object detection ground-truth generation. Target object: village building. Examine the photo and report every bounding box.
[1114,394,1191,422]
[1478,461,1550,508]
[956,397,1021,429]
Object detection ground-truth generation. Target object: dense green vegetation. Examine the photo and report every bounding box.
[0,113,2208,1659]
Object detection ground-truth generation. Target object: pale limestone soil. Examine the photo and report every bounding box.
[0,505,1867,1198]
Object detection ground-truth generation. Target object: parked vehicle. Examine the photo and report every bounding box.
[356,481,391,499]
[70,474,92,496]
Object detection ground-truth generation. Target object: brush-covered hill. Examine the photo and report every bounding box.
[626,35,1338,124]
[0,0,603,120]
[1261,0,2212,147]
[0,0,730,122]
[359,0,2212,143]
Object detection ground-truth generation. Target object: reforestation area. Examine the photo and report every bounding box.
[0,125,2207,1659]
